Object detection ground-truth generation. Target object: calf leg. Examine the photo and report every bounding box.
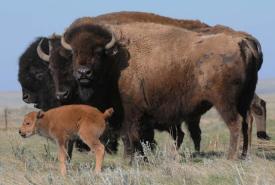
[79,128,105,173]
[57,142,68,176]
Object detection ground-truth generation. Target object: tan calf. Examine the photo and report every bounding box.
[19,104,114,176]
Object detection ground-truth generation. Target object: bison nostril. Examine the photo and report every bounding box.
[56,90,70,100]
[85,70,92,77]
[19,130,21,134]
[78,67,92,78]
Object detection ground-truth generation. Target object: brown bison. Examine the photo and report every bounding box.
[60,22,259,160]
[59,12,263,153]
[37,12,264,155]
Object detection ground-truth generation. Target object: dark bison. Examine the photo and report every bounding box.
[60,22,259,160]
[18,37,59,111]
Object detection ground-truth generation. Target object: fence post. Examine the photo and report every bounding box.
[4,108,8,130]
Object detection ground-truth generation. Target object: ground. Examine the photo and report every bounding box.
[0,93,275,185]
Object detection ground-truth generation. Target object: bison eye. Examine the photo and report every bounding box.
[35,73,44,80]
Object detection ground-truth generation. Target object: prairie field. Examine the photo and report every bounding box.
[0,90,275,185]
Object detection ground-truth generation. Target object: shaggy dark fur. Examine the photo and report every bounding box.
[18,37,59,111]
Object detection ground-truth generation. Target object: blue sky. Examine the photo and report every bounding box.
[0,0,274,91]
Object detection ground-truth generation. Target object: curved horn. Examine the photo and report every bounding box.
[61,35,72,50]
[105,32,116,49]
[37,39,50,62]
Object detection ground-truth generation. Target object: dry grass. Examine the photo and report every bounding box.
[0,94,275,185]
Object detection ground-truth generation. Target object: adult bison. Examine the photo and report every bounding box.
[18,37,59,111]
[47,12,264,153]
[60,22,259,160]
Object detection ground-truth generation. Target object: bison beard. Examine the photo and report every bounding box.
[78,86,94,102]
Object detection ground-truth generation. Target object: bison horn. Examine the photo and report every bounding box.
[61,35,72,50]
[105,32,116,49]
[37,39,50,62]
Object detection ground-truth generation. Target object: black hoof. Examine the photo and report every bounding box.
[257,131,271,140]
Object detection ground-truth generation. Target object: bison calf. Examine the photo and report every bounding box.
[19,105,113,175]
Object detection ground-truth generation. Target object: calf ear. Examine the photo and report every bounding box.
[37,111,45,119]
[103,108,114,120]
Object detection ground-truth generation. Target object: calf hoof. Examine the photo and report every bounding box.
[257,131,271,140]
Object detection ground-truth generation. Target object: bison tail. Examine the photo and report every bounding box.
[245,36,263,71]
[237,39,258,157]
[237,39,258,119]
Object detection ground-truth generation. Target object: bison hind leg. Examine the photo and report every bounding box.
[215,102,242,160]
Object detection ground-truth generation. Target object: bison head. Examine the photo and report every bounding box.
[47,35,78,103]
[18,37,59,110]
[61,24,118,100]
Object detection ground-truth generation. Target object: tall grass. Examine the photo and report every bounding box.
[0,105,275,185]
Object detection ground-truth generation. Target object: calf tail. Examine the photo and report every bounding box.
[103,108,114,121]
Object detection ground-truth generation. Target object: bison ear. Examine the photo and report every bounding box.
[36,111,45,119]
[105,45,118,56]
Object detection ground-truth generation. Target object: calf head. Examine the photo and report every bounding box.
[19,112,39,138]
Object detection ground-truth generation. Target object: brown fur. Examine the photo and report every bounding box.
[66,11,262,70]
[64,22,258,160]
[57,12,262,153]
[19,105,113,175]
[63,12,262,153]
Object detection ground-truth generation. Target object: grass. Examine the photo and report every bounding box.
[0,96,275,184]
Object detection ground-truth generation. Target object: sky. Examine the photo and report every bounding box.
[0,0,274,91]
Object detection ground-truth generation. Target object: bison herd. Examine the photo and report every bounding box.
[18,11,270,164]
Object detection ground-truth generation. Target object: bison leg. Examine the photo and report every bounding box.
[216,105,242,160]
[121,134,132,158]
[186,116,201,152]
[253,99,271,140]
[169,124,185,150]
[67,140,74,162]
[100,130,119,154]
[139,122,156,151]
